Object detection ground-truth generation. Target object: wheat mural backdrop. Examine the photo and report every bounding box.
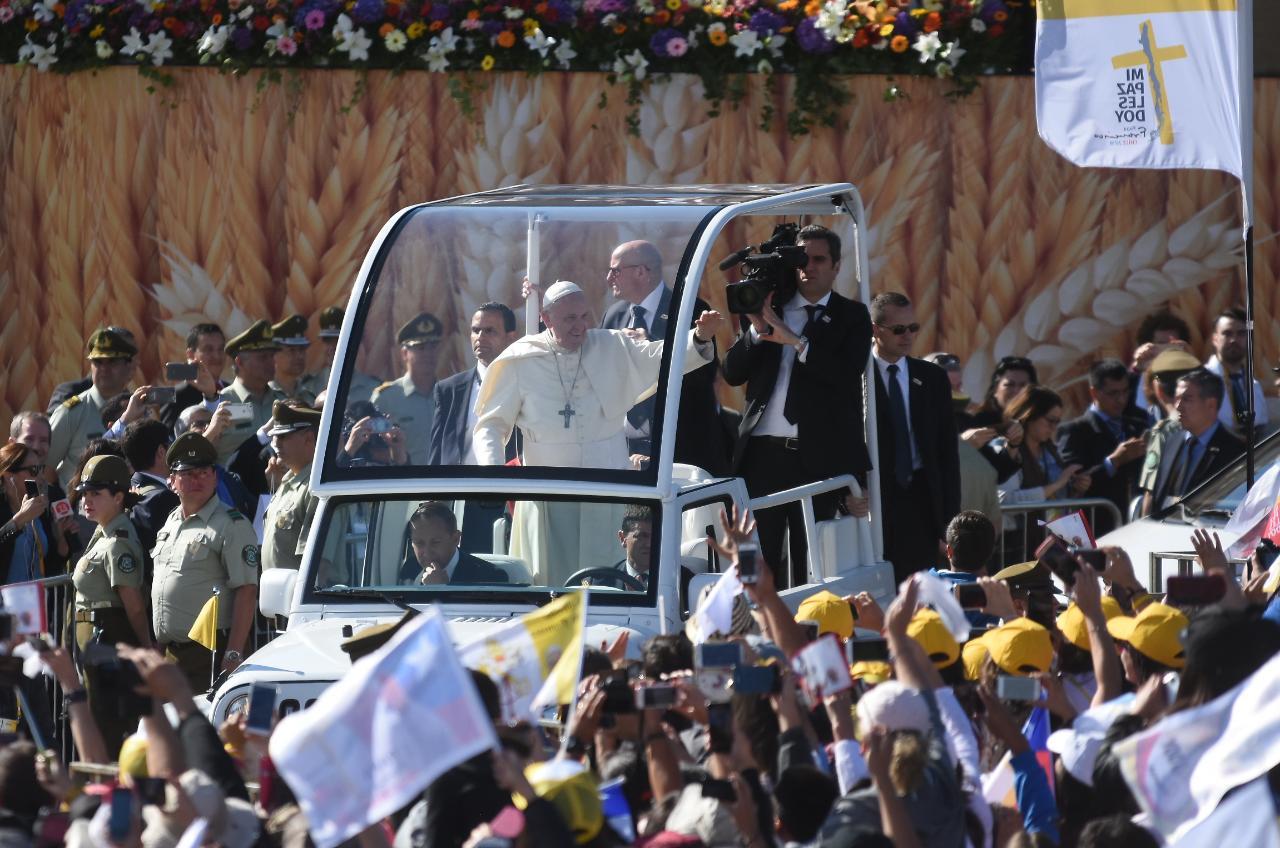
[0,67,1272,426]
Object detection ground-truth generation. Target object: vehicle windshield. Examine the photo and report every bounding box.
[308,494,661,604]
[324,198,715,482]
[1178,430,1280,519]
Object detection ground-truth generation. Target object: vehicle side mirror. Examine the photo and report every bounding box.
[260,568,298,619]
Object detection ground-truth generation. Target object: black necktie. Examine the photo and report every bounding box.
[803,304,822,330]
[629,304,648,335]
[886,363,913,488]
[782,306,822,425]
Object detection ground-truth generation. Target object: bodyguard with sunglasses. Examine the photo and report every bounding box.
[870,292,960,582]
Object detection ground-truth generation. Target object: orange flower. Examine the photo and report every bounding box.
[535,1,548,11]
[211,11,222,23]
[654,9,669,23]
[612,22,627,33]
[466,9,479,19]
[778,0,797,9]
[803,0,820,15]
[890,33,908,51]
[993,9,1007,20]
[428,18,443,30]
[52,2,64,16]
[496,29,516,46]
[923,11,940,32]
[379,22,394,35]
[24,17,37,29]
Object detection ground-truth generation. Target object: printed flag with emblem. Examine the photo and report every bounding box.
[188,590,219,651]
[1035,0,1252,209]
[0,581,46,635]
[457,591,586,723]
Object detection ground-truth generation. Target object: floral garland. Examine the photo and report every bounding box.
[1,0,1032,133]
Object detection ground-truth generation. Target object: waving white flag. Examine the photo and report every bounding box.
[1035,0,1252,214]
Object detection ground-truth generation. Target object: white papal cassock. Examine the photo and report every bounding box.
[471,325,712,581]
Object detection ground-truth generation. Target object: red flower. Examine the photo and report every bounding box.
[989,23,1004,37]
[253,13,270,29]
[162,15,179,30]
[852,26,869,47]
[211,11,222,23]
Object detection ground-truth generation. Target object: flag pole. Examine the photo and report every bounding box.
[1239,0,1255,489]
[209,587,221,691]
[1244,223,1256,487]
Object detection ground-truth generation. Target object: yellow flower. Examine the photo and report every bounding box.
[24,17,38,30]
[704,1,725,14]
[878,22,892,36]
[665,0,681,9]
[890,33,908,51]
[523,17,538,34]
[481,54,495,70]
[89,23,104,37]
[910,7,925,17]
[407,21,426,38]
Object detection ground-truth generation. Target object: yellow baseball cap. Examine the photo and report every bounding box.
[1106,602,1188,669]
[514,760,603,845]
[1057,597,1123,651]
[962,638,989,681]
[849,661,893,684]
[982,617,1053,676]
[795,590,855,640]
[906,609,960,668]
[118,734,149,778]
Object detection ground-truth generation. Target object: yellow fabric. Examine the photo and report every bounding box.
[981,617,1053,676]
[514,761,603,845]
[962,639,989,681]
[1106,602,1189,669]
[906,609,960,668]
[527,591,585,708]
[1039,0,1236,19]
[795,590,855,640]
[1056,597,1123,651]
[118,735,148,778]
[850,661,893,684]
[187,593,220,651]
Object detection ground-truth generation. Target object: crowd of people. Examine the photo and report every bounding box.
[0,224,1276,848]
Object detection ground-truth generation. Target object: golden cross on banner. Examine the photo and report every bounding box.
[1111,19,1188,145]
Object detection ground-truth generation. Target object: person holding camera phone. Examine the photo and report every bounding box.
[0,443,68,584]
[70,454,153,751]
[210,321,287,468]
[723,225,872,586]
[48,328,138,490]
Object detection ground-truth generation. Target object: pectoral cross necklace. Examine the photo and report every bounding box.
[553,348,584,429]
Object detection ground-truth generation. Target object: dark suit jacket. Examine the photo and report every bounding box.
[47,377,92,414]
[160,383,226,430]
[723,291,872,479]
[872,357,961,531]
[1150,424,1245,506]
[1056,409,1148,532]
[427,367,519,466]
[129,471,179,554]
[399,550,510,584]
[601,287,730,476]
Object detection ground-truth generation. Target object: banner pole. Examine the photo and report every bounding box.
[1244,222,1256,489]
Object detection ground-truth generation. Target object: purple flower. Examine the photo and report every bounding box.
[894,10,916,35]
[795,17,833,53]
[648,26,681,56]
[982,1,1008,21]
[231,25,253,48]
[304,8,326,28]
[427,4,450,20]
[748,8,784,35]
[543,0,573,22]
[481,18,503,34]
[583,0,626,15]
[351,0,383,24]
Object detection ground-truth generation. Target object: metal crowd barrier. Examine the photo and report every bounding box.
[996,498,1124,566]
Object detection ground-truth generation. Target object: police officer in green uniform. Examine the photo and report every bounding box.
[151,432,261,691]
[262,401,320,571]
[71,454,152,751]
[269,314,318,406]
[212,320,286,467]
[48,328,137,489]
[371,312,443,465]
[1137,348,1201,512]
[300,306,380,407]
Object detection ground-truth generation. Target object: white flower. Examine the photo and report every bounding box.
[553,37,576,68]
[384,28,407,51]
[333,13,372,61]
[911,30,941,63]
[942,41,965,66]
[922,0,942,10]
[934,60,953,78]
[871,35,888,50]
[707,21,725,38]
[145,31,173,65]
[434,26,458,52]
[816,0,846,39]
[601,13,617,26]
[198,25,229,55]
[524,27,554,58]
[120,27,146,56]
[612,48,647,80]
[266,19,287,38]
[502,5,523,18]
[636,0,655,12]
[18,38,57,71]
[765,31,785,57]
[95,39,112,59]
[756,58,772,73]
[424,46,448,70]
[728,27,760,58]
[970,17,986,32]
[31,0,55,22]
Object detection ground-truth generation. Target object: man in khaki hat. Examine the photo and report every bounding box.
[1137,347,1204,499]
[269,314,317,406]
[372,311,444,465]
[212,320,287,468]
[151,432,261,689]
[298,306,379,406]
[48,328,139,488]
[262,401,321,571]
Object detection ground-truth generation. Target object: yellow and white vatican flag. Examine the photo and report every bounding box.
[1035,0,1252,219]
[457,590,587,723]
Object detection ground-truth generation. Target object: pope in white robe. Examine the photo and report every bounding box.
[471,280,725,582]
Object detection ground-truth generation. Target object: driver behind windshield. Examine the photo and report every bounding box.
[398,500,509,585]
[609,505,694,603]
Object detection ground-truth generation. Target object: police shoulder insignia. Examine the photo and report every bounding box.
[115,529,130,538]
[375,381,396,392]
[243,545,260,567]
[62,396,82,409]
[226,509,245,521]
[118,553,137,574]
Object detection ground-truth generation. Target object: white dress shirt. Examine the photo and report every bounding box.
[462,361,489,465]
[631,283,666,333]
[752,291,830,439]
[872,351,922,470]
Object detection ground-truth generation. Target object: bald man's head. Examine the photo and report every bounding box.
[609,240,664,303]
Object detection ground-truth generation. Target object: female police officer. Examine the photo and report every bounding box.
[72,454,153,750]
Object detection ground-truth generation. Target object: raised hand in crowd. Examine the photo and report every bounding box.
[849,591,883,632]
[978,576,1019,621]
[202,402,234,443]
[1190,528,1246,609]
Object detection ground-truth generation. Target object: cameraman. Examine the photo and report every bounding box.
[723,224,872,585]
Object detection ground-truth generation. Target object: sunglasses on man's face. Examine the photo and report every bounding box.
[876,322,920,336]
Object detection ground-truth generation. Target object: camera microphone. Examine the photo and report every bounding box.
[718,246,754,272]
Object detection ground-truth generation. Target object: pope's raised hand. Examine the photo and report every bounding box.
[694,309,726,342]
